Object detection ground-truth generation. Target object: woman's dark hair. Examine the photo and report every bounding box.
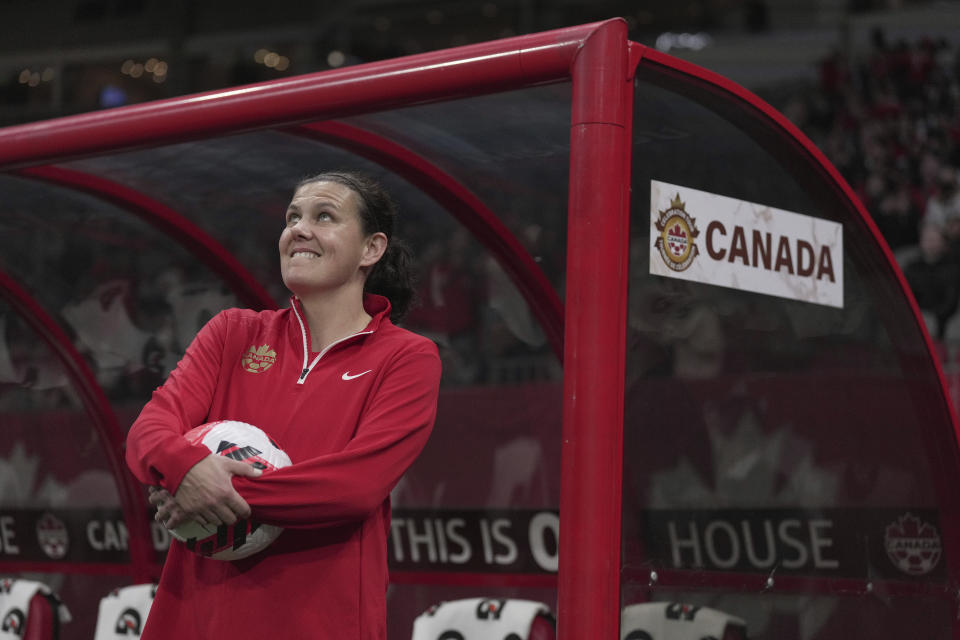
[296,171,416,323]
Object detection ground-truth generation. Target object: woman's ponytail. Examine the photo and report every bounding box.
[365,238,415,323]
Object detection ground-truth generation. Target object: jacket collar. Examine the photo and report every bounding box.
[286,293,393,383]
[360,293,392,332]
[288,293,392,336]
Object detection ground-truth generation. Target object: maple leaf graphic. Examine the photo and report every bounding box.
[888,513,938,539]
[647,414,841,638]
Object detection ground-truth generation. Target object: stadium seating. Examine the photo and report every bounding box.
[620,602,747,640]
[93,584,157,639]
[412,597,556,640]
[0,578,70,640]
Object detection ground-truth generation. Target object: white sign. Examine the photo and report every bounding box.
[649,181,843,308]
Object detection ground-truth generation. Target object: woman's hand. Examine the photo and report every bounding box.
[160,455,262,529]
[149,486,186,528]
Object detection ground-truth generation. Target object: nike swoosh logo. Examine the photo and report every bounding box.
[341,370,372,381]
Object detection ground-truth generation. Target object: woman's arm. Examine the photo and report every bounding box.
[125,311,228,493]
[232,344,441,529]
[127,311,260,526]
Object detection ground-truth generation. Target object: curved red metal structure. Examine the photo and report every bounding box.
[559,19,632,639]
[0,23,607,170]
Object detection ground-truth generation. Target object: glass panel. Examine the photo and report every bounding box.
[65,132,388,304]
[66,84,572,300]
[0,307,117,510]
[348,84,572,294]
[64,134,560,388]
[622,63,956,637]
[0,174,239,413]
[56,114,566,633]
[0,306,151,574]
[389,190,562,638]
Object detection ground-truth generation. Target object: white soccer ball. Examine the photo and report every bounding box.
[168,420,291,560]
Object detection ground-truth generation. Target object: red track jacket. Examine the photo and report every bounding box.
[125,294,441,639]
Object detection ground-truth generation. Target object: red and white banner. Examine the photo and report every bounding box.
[650,180,844,308]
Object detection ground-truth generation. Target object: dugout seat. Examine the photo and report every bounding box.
[412,597,556,640]
[620,602,747,640]
[93,583,157,639]
[0,578,71,640]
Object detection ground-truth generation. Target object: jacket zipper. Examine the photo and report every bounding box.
[291,302,373,385]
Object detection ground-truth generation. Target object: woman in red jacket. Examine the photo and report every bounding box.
[126,171,442,639]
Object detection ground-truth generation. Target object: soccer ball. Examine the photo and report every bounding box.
[168,420,291,560]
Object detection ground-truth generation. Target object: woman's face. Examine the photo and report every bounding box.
[279,180,384,298]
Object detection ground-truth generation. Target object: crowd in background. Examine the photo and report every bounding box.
[781,28,960,341]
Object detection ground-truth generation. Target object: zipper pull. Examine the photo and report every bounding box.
[299,368,309,381]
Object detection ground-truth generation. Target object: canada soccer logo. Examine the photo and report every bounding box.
[114,609,142,635]
[654,193,700,272]
[1,608,24,636]
[884,513,942,576]
[35,512,68,559]
[241,344,276,373]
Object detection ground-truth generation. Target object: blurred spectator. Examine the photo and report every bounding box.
[0,315,23,387]
[781,30,960,346]
[406,229,483,385]
[0,314,70,411]
[873,172,921,248]
[796,31,959,242]
[485,259,547,353]
[901,224,960,339]
[61,279,152,395]
[818,48,849,99]
[924,166,960,229]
